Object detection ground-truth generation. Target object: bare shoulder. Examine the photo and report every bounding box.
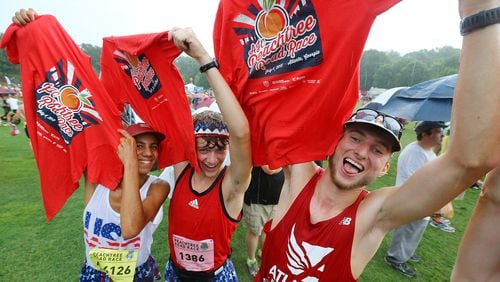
[288,162,319,188]
[272,162,319,228]
[356,186,399,233]
[83,179,98,206]
[148,178,170,198]
[173,161,189,181]
[152,177,169,185]
[279,162,318,202]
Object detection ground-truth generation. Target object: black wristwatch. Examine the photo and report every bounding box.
[199,59,219,73]
[460,7,500,35]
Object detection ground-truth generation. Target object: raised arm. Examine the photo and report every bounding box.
[168,28,252,212]
[450,1,500,169]
[378,0,500,230]
[451,168,500,281]
[117,129,169,239]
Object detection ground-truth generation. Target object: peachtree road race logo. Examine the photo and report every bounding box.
[113,50,161,99]
[35,59,102,145]
[232,0,323,78]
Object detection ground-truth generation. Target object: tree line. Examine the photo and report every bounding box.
[1,33,459,91]
[0,33,211,89]
[360,47,460,91]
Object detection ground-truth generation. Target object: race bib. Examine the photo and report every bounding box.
[173,234,214,271]
[89,248,138,281]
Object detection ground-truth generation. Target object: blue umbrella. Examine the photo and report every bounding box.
[379,74,457,121]
[364,87,408,111]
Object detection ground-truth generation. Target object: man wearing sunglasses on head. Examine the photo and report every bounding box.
[256,0,500,280]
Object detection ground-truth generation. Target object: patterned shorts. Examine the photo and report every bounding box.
[80,255,161,282]
[164,258,239,282]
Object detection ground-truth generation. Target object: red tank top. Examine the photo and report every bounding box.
[257,169,368,281]
[168,165,240,272]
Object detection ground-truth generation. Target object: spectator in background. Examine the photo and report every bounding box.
[1,95,11,125]
[13,103,33,150]
[243,166,284,277]
[6,93,19,124]
[385,121,447,277]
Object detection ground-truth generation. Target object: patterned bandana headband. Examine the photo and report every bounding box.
[194,120,229,137]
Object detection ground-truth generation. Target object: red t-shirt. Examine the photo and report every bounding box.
[214,0,400,168]
[168,165,240,272]
[100,33,198,170]
[257,169,368,281]
[1,15,123,220]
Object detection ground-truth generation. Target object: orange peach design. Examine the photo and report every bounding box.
[60,87,82,110]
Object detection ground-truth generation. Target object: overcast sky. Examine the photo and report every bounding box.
[0,0,463,55]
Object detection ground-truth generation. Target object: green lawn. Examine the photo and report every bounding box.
[0,125,480,281]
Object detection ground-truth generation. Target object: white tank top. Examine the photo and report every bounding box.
[82,175,163,268]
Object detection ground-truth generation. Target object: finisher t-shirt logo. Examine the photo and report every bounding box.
[113,50,162,99]
[35,59,102,145]
[233,0,323,78]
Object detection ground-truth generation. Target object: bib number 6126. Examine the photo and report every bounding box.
[103,265,132,275]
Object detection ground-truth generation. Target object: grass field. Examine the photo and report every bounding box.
[0,124,480,281]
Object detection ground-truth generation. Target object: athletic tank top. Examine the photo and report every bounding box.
[83,175,163,268]
[257,169,368,281]
[168,165,240,272]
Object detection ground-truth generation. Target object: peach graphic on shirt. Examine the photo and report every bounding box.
[59,85,92,111]
[60,87,81,110]
[125,52,139,67]
[256,0,288,39]
[231,0,322,78]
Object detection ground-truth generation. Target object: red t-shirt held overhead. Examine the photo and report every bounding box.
[100,33,198,170]
[0,15,123,220]
[214,0,400,168]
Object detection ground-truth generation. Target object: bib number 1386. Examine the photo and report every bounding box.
[173,234,214,271]
[179,252,205,263]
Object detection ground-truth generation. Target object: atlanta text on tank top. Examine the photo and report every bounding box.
[83,175,163,269]
[168,165,240,272]
[258,169,368,281]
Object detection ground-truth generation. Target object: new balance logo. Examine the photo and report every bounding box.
[339,217,352,225]
[188,199,199,209]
